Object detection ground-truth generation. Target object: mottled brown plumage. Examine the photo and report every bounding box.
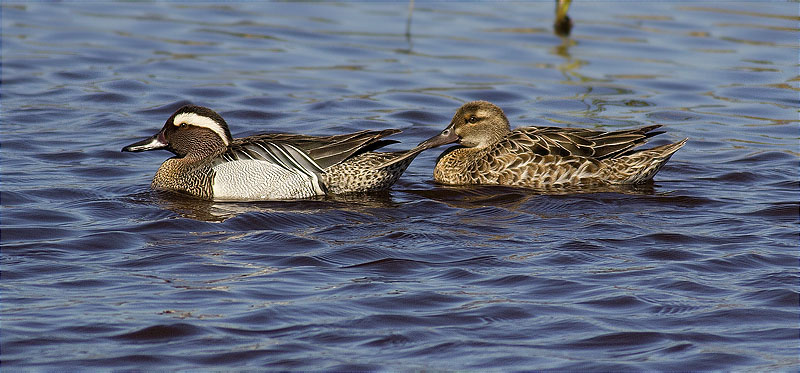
[417,101,687,188]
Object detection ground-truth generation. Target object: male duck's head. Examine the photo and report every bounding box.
[418,100,511,150]
[122,105,234,158]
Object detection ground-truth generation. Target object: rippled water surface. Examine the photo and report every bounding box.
[2,2,798,370]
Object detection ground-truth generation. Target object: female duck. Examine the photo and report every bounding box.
[122,105,433,201]
[414,101,687,187]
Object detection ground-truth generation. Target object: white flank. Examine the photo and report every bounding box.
[211,160,320,201]
[270,143,326,195]
[173,112,230,146]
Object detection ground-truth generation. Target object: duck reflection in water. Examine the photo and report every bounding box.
[125,189,400,222]
[404,182,659,211]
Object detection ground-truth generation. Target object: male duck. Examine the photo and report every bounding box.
[122,105,432,201]
[406,101,687,188]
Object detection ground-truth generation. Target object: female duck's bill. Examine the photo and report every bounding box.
[416,124,460,151]
[121,105,433,201]
[412,100,687,188]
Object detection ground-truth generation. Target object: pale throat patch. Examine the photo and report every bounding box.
[173,112,230,146]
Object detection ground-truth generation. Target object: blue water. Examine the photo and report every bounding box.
[2,2,798,370]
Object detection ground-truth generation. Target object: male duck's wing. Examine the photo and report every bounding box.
[210,140,327,198]
[219,140,326,179]
[507,125,664,159]
[238,129,401,169]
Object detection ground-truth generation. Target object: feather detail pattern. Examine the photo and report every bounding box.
[420,101,686,188]
[123,106,426,201]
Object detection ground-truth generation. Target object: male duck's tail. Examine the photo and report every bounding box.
[603,138,688,184]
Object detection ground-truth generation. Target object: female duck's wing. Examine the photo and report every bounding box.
[460,125,666,183]
[238,129,400,169]
[508,125,664,159]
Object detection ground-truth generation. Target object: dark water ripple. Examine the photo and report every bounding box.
[2,2,799,371]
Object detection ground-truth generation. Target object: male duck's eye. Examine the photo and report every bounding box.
[180,123,187,128]
[468,116,478,124]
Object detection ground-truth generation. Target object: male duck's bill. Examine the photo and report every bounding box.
[122,105,430,201]
[412,100,687,188]
[122,132,168,152]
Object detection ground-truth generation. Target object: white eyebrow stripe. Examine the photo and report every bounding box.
[173,112,230,146]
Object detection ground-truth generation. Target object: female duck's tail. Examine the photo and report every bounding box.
[604,138,688,184]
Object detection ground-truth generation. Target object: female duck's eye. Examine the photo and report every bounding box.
[468,116,478,124]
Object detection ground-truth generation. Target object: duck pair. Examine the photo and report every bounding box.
[122,101,687,201]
